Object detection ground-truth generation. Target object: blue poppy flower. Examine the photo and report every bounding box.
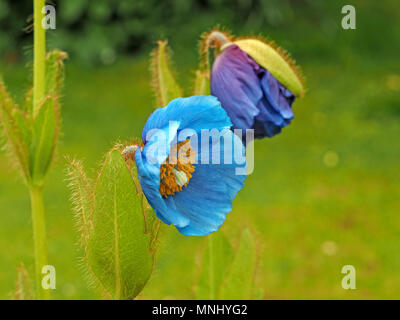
[134,95,246,236]
[210,44,296,139]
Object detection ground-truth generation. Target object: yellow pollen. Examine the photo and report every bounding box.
[160,139,196,198]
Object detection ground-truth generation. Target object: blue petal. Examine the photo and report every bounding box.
[170,131,246,236]
[141,122,180,166]
[135,141,190,228]
[253,69,295,137]
[136,96,246,236]
[142,95,232,142]
[262,70,294,119]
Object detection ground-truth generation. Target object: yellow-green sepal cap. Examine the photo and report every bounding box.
[233,38,305,98]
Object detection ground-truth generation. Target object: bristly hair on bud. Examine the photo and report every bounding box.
[199,26,233,71]
[193,26,231,96]
[150,40,183,108]
[192,69,210,96]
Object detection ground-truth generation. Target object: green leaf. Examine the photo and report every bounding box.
[233,38,305,97]
[193,69,210,95]
[150,40,183,107]
[0,78,31,182]
[23,50,66,116]
[30,96,59,185]
[219,228,257,299]
[253,287,265,300]
[12,109,32,152]
[141,196,162,254]
[196,229,261,300]
[66,149,160,300]
[87,149,154,300]
[23,87,33,113]
[196,231,234,299]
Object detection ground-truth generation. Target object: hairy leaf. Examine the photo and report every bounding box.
[88,149,154,300]
[125,156,161,253]
[23,87,33,113]
[196,231,234,299]
[45,50,67,99]
[66,158,93,254]
[253,287,265,300]
[219,228,257,299]
[196,228,260,300]
[23,50,66,116]
[12,109,32,152]
[0,78,31,182]
[140,187,161,254]
[150,40,183,107]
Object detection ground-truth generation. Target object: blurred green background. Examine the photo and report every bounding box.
[0,0,399,299]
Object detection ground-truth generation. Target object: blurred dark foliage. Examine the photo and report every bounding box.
[0,0,398,65]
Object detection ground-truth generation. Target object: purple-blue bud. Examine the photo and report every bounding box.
[211,44,295,139]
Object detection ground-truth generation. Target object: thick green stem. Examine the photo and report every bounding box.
[32,0,49,300]
[29,186,50,300]
[33,0,46,115]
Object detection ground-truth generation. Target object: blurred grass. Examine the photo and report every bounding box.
[0,1,400,299]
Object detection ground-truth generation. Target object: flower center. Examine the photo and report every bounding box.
[160,139,196,198]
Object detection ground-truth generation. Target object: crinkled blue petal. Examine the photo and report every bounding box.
[253,69,294,138]
[142,95,232,142]
[210,45,261,133]
[173,130,246,236]
[136,95,245,235]
[135,147,190,228]
[141,121,179,166]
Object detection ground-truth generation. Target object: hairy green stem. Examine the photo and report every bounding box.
[32,0,50,300]
[29,186,50,300]
[33,0,46,115]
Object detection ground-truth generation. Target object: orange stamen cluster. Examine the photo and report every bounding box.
[160,139,196,198]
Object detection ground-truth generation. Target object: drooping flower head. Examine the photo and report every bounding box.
[131,95,246,236]
[208,32,305,139]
